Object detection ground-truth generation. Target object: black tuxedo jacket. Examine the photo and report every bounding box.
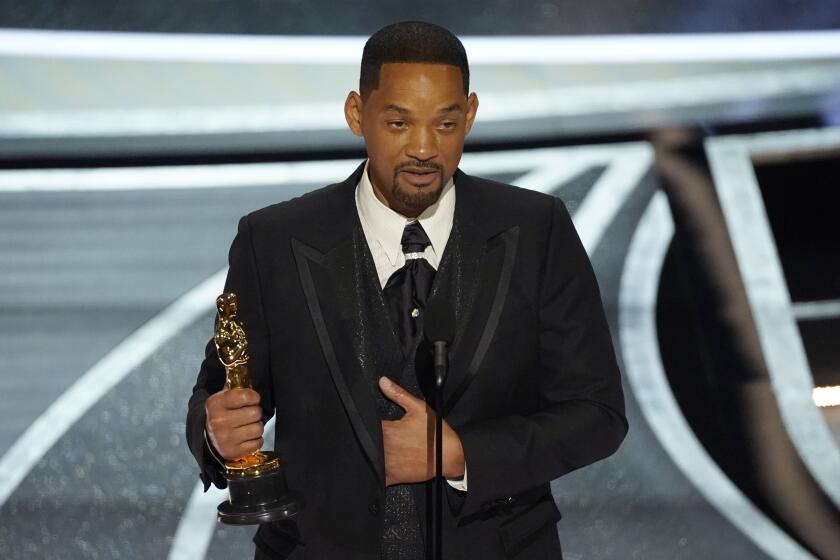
[187,163,627,559]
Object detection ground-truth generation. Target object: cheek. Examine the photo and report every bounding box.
[439,138,465,167]
[366,134,404,161]
[367,159,397,191]
[441,134,465,150]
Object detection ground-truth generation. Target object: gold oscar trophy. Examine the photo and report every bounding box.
[214,293,304,524]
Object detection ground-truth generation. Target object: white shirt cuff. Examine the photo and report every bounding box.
[204,429,225,467]
[445,462,468,492]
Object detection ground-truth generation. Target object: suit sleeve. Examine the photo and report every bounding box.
[453,197,628,517]
[185,214,276,491]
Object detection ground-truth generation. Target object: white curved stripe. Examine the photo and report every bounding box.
[793,299,840,321]
[619,192,814,560]
[168,484,227,560]
[3,64,837,139]
[573,144,653,255]
[1,29,839,63]
[513,162,589,195]
[0,160,361,192]
[0,268,227,507]
[512,146,616,194]
[513,142,654,254]
[0,147,612,193]
[713,126,840,156]
[168,418,276,560]
[706,129,840,508]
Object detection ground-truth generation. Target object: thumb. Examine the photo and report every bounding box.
[379,376,423,413]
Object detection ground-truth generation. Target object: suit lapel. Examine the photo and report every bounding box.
[436,172,520,416]
[443,226,519,415]
[293,236,386,486]
[291,164,387,486]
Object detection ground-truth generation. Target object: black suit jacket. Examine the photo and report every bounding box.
[187,163,627,559]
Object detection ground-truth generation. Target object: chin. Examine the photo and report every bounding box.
[393,181,444,213]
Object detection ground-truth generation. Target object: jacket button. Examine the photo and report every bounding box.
[368,501,380,516]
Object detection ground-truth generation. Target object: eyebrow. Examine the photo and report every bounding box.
[382,103,464,114]
[384,104,411,114]
[438,103,463,113]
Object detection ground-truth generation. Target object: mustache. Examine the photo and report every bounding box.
[395,161,442,173]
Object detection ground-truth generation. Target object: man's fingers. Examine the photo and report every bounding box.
[207,403,261,430]
[205,386,265,461]
[210,422,264,460]
[231,437,263,461]
[228,405,263,428]
[231,421,264,442]
[238,437,264,457]
[379,376,424,413]
[220,388,261,409]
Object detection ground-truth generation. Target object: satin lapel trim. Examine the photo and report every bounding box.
[443,226,519,415]
[292,237,385,485]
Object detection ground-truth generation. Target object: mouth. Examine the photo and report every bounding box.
[399,167,439,187]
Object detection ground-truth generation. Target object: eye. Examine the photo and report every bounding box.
[387,120,407,130]
[439,121,457,130]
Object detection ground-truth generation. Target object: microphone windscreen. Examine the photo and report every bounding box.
[424,297,455,344]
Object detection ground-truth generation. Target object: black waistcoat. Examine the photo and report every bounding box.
[336,215,470,560]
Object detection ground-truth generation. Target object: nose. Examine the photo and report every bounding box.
[405,125,438,161]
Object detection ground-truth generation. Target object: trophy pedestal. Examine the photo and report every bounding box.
[217,452,304,525]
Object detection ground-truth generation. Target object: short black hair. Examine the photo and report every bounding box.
[360,21,469,99]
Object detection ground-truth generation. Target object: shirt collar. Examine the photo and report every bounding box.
[356,160,455,267]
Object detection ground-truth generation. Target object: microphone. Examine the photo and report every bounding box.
[422,298,454,560]
[424,297,455,344]
[424,297,455,375]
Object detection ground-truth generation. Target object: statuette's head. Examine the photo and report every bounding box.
[216,293,239,319]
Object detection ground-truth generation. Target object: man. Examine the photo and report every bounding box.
[187,21,627,559]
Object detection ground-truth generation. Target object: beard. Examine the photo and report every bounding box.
[390,161,444,212]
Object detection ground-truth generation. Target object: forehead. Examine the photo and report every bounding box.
[369,63,465,105]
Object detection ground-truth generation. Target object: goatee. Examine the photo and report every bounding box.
[391,163,443,212]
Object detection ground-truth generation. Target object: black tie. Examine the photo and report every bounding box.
[383,221,436,352]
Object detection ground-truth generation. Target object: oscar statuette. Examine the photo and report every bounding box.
[213,293,304,524]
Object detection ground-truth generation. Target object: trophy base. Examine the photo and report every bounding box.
[217,457,305,525]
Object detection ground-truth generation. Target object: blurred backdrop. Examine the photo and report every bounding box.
[1,2,839,559]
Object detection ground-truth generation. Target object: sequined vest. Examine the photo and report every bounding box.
[340,216,467,560]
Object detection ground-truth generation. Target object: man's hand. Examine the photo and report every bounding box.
[379,376,465,487]
[205,388,264,461]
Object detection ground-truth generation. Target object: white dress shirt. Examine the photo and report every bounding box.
[355,161,468,492]
[355,161,455,288]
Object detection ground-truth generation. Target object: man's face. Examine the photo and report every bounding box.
[345,63,479,217]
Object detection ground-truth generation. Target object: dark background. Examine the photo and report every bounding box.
[2,0,839,35]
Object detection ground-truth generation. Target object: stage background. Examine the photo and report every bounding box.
[1,2,839,559]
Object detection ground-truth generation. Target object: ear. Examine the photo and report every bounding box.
[464,92,479,135]
[344,91,364,137]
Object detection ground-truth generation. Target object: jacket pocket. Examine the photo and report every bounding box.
[497,495,562,558]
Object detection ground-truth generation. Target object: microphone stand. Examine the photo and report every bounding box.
[431,340,447,560]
